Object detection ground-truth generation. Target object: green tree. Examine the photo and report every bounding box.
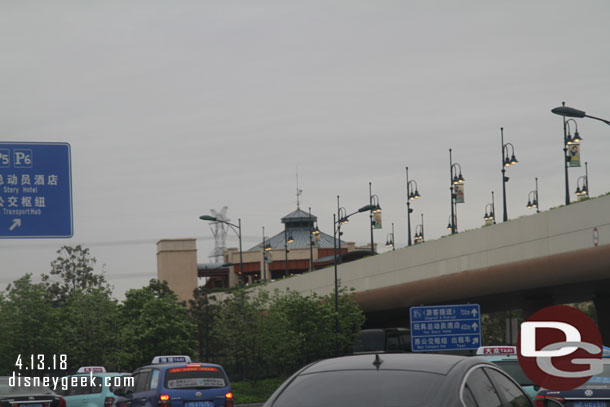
[55,288,120,370]
[117,279,197,370]
[211,288,297,381]
[0,275,61,374]
[41,245,111,302]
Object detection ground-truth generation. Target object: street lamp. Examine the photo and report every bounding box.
[333,198,375,355]
[200,215,244,285]
[385,222,395,251]
[526,177,539,213]
[500,127,518,222]
[405,166,421,246]
[552,105,610,126]
[309,207,318,272]
[369,182,382,255]
[576,162,589,200]
[449,149,464,234]
[552,103,610,205]
[414,214,424,244]
[284,229,293,278]
[484,191,496,225]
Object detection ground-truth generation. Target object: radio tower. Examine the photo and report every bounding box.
[208,206,229,263]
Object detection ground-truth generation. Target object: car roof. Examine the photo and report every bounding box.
[139,362,225,370]
[302,353,485,375]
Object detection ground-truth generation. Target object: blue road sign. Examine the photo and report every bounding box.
[0,142,73,238]
[410,304,481,352]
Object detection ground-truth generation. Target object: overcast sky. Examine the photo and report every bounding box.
[1,1,609,299]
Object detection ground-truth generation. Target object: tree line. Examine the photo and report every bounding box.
[0,245,365,381]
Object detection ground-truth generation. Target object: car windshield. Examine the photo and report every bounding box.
[352,331,385,353]
[164,367,227,389]
[582,365,610,387]
[271,370,443,407]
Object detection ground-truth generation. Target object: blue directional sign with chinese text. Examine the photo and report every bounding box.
[410,304,481,352]
[0,142,73,238]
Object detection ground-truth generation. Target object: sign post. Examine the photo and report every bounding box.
[0,142,73,238]
[410,304,482,352]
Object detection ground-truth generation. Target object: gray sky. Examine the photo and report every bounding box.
[2,1,609,299]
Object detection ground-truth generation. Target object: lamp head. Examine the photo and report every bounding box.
[552,106,586,118]
[358,204,376,213]
[200,215,217,221]
[572,131,582,143]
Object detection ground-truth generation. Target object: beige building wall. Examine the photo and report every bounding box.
[157,238,198,302]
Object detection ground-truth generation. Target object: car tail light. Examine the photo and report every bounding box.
[59,398,66,407]
[159,395,171,407]
[104,397,115,407]
[225,392,233,407]
[534,394,565,407]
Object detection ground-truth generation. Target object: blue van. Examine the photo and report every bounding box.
[114,356,232,407]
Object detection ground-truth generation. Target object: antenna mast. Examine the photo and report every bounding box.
[208,206,229,263]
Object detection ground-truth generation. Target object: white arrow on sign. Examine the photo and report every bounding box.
[9,219,22,231]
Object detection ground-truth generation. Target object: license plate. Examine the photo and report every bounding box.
[24,404,42,407]
[184,402,213,407]
[570,402,608,407]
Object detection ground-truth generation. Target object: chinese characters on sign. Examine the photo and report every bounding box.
[0,143,73,238]
[410,304,481,352]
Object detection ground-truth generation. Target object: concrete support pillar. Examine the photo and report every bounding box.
[594,295,610,345]
[521,296,555,320]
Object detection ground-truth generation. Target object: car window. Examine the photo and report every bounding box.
[164,366,227,390]
[492,360,535,387]
[134,370,152,393]
[462,384,478,407]
[465,367,502,407]
[150,370,159,390]
[90,376,103,394]
[485,368,532,407]
[271,370,442,407]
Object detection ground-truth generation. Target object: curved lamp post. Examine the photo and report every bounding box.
[333,198,375,355]
[526,178,539,213]
[484,191,496,225]
[284,229,294,278]
[385,222,395,251]
[576,162,589,199]
[449,149,464,234]
[369,183,382,255]
[501,128,518,222]
[552,103,609,205]
[414,214,424,244]
[200,215,244,285]
[405,166,421,246]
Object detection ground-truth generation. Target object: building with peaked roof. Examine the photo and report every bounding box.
[201,206,374,287]
[158,207,376,301]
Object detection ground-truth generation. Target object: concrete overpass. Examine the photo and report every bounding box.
[258,194,610,340]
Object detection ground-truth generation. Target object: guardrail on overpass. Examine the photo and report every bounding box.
[255,194,610,320]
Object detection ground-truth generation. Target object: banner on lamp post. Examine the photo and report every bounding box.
[568,144,581,167]
[373,211,382,229]
[455,184,465,203]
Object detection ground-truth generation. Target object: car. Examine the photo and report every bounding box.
[57,367,131,407]
[534,363,610,407]
[263,353,534,407]
[113,356,232,407]
[0,376,65,407]
[476,346,540,399]
[352,328,411,354]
